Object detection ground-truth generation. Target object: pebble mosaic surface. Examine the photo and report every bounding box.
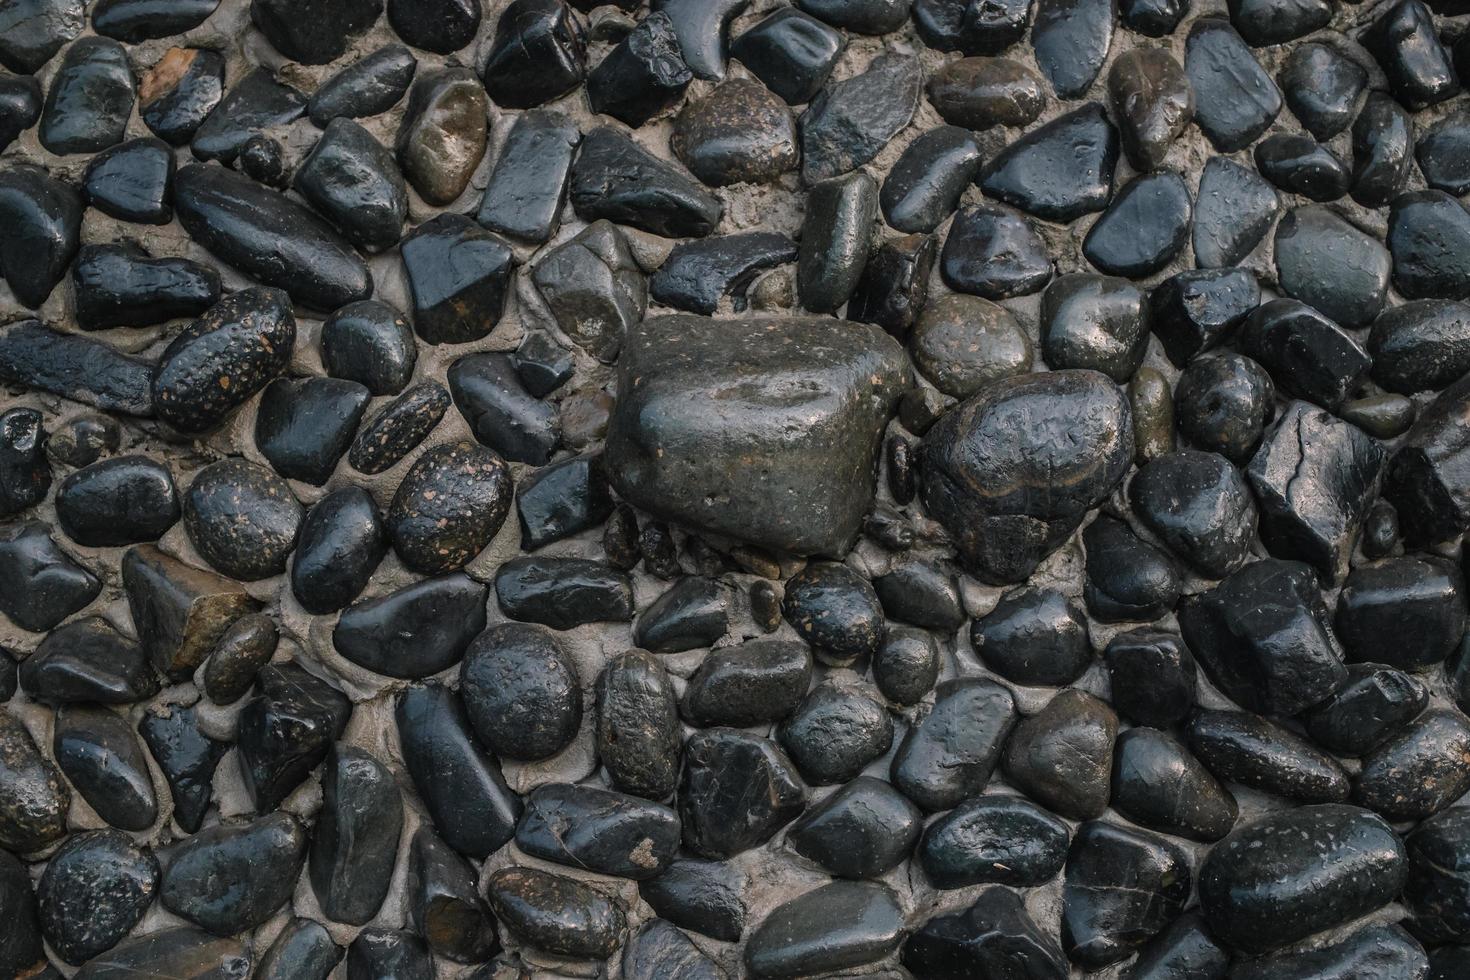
[7,0,1470,976]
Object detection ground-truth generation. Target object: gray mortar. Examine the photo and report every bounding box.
[1,0,1463,975]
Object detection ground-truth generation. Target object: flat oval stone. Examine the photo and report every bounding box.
[639,859,745,942]
[1336,555,1463,669]
[39,36,134,155]
[37,829,158,965]
[321,301,416,397]
[138,704,227,833]
[1062,821,1191,968]
[680,729,806,858]
[516,453,614,551]
[91,0,216,42]
[1104,629,1196,728]
[348,381,451,475]
[881,125,982,233]
[1388,190,1470,302]
[778,677,892,784]
[308,746,403,927]
[460,622,580,761]
[596,649,680,800]
[395,683,521,858]
[1371,299,1470,393]
[979,103,1118,222]
[0,165,82,310]
[623,919,724,980]
[1199,804,1406,954]
[495,556,633,629]
[1031,0,1114,99]
[386,0,479,53]
[1193,155,1279,269]
[799,52,921,182]
[891,677,1016,811]
[1111,726,1238,843]
[516,783,679,879]
[1186,18,1281,152]
[395,66,488,206]
[487,866,625,960]
[189,67,304,164]
[183,458,302,582]
[921,369,1131,583]
[1189,709,1349,804]
[201,613,276,705]
[290,486,387,616]
[1083,171,1191,277]
[387,441,512,575]
[250,0,380,64]
[0,708,69,853]
[139,47,224,146]
[173,164,370,312]
[1130,450,1258,579]
[681,639,811,727]
[744,881,903,979]
[308,43,416,126]
[54,454,177,548]
[160,812,307,936]
[919,794,1069,889]
[1352,91,1414,207]
[1356,709,1470,821]
[1273,206,1390,330]
[940,204,1052,300]
[71,244,219,331]
[1255,133,1351,202]
[1126,912,1229,980]
[0,521,101,633]
[903,886,1068,980]
[20,617,157,706]
[927,56,1044,130]
[335,572,486,679]
[1041,274,1149,381]
[71,927,248,980]
[730,8,842,106]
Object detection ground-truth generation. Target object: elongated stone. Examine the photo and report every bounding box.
[53,704,157,832]
[160,812,307,936]
[517,783,680,879]
[0,708,69,853]
[309,745,402,926]
[138,705,227,833]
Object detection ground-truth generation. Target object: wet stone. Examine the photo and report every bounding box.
[511,331,574,398]
[90,0,216,41]
[1193,155,1279,268]
[1384,373,1470,544]
[495,556,634,629]
[160,812,307,936]
[797,172,876,314]
[1352,91,1414,207]
[650,0,748,81]
[1174,353,1275,465]
[1104,628,1196,728]
[1371,299,1470,393]
[1388,190,1470,301]
[72,244,220,332]
[927,56,1044,132]
[1031,0,1114,99]
[309,746,403,927]
[635,575,730,652]
[1274,204,1390,331]
[873,561,964,633]
[516,454,613,552]
[72,927,248,980]
[476,109,578,244]
[1360,496,1403,554]
[1404,806,1470,942]
[892,677,1016,811]
[349,381,450,475]
[1234,924,1428,980]
[1364,0,1459,110]
[402,214,515,346]
[782,563,883,667]
[308,43,416,127]
[0,74,41,154]
[0,166,82,310]
[1186,19,1281,151]
[257,919,343,980]
[39,36,134,155]
[1107,48,1192,173]
[0,708,70,853]
[20,617,158,706]
[123,544,257,680]
[1130,367,1175,465]
[138,704,228,833]
[516,783,679,879]
[0,0,83,73]
[532,220,646,361]
[386,0,479,53]
[639,859,745,942]
[1082,514,1180,623]
[1356,708,1470,821]
[45,414,118,469]
[189,67,303,164]
[201,613,276,705]
[1417,107,1470,195]
[183,458,302,582]
[623,920,724,980]
[487,866,624,960]
[673,78,796,187]
[1255,133,1351,202]
[881,126,982,234]
[395,683,521,858]
[1198,804,1407,953]
[1281,41,1366,141]
[237,661,350,812]
[903,887,1068,980]
[334,572,484,681]
[395,66,488,206]
[1189,709,1348,804]
[787,775,920,880]
[387,440,512,575]
[940,204,1052,300]
[0,850,35,978]
[847,231,935,337]
[1229,0,1330,45]
[174,164,370,312]
[800,52,921,183]
[140,48,223,145]
[1179,558,1347,716]
[320,301,416,397]
[730,8,843,106]
[778,677,892,784]
[798,0,907,32]
[251,0,379,64]
[1336,555,1463,670]
[294,118,406,253]
[586,11,693,126]
[680,729,806,858]
[347,929,433,979]
[914,0,1035,55]
[652,231,795,316]
[255,378,370,487]
[1148,266,1260,368]
[1131,451,1258,578]
[1062,821,1192,968]
[407,826,497,963]
[82,138,173,224]
[0,521,101,633]
[481,0,586,110]
[1304,663,1428,756]
[972,586,1090,686]
[37,829,157,966]
[570,127,723,238]
[1112,726,1238,842]
[681,639,811,727]
[1245,400,1386,577]
[980,103,1118,222]
[744,880,903,979]
[461,623,580,761]
[0,407,49,518]
[1041,274,1148,382]
[1240,300,1371,410]
[597,649,680,800]
[920,794,1069,889]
